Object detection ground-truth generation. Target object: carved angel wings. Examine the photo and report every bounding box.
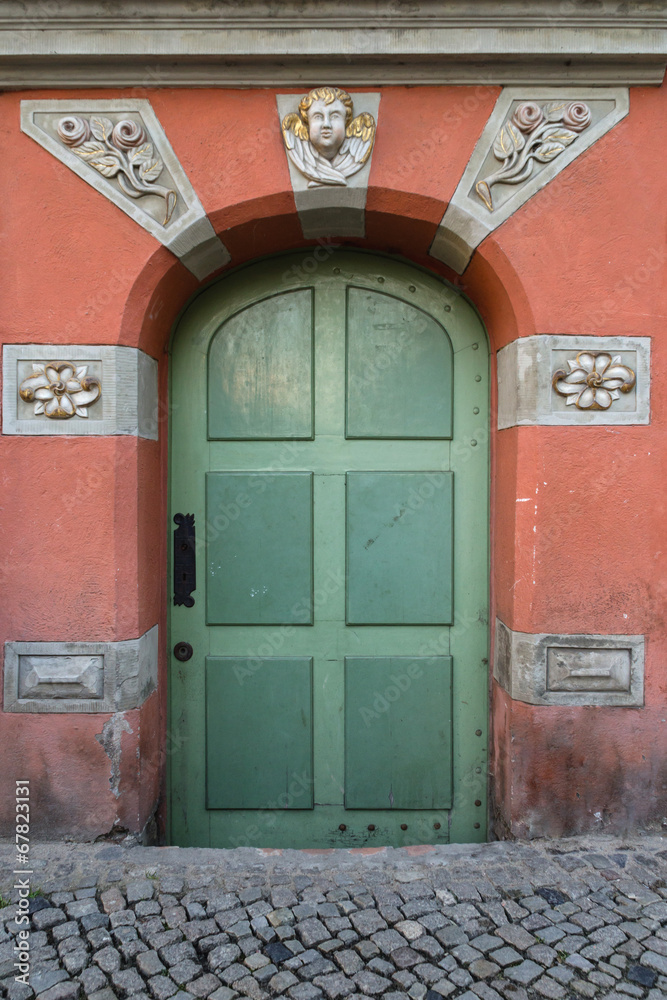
[281,111,376,188]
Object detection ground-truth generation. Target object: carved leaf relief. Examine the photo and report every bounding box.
[57,114,177,225]
[493,122,524,159]
[476,100,593,211]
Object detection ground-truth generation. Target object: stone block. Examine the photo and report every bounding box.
[170,959,204,985]
[276,92,380,241]
[209,990,238,1000]
[430,89,629,274]
[188,973,223,998]
[93,946,122,974]
[505,961,543,986]
[3,344,160,438]
[38,984,81,1000]
[4,625,158,713]
[111,968,146,995]
[32,909,67,931]
[311,973,355,1000]
[22,100,230,280]
[496,335,650,430]
[494,619,645,708]
[148,975,179,1000]
[353,970,391,994]
[270,972,300,994]
[297,920,330,948]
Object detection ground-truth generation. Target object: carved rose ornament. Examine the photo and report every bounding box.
[552,352,636,410]
[57,115,177,225]
[281,87,376,188]
[476,100,592,211]
[19,362,101,419]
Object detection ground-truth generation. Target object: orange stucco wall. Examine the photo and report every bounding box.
[0,80,665,840]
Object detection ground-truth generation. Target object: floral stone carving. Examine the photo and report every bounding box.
[281,86,376,188]
[476,100,592,211]
[56,114,177,224]
[552,352,636,410]
[19,362,102,419]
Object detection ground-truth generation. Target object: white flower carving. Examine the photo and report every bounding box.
[19,362,102,419]
[552,352,635,410]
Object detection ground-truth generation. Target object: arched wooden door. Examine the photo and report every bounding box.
[169,251,489,847]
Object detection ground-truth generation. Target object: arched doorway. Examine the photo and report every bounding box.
[168,250,489,847]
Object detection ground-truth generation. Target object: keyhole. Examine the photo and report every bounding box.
[174,642,193,662]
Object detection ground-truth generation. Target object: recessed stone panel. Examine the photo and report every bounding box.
[276,91,380,239]
[4,625,158,713]
[494,619,644,707]
[546,646,631,693]
[430,87,629,274]
[18,655,104,700]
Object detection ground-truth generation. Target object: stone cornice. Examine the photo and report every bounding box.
[0,0,665,87]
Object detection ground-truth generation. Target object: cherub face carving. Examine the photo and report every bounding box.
[306,98,347,160]
[281,86,377,188]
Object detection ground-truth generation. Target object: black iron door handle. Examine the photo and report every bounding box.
[173,513,196,607]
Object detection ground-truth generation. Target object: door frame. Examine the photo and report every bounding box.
[167,248,490,847]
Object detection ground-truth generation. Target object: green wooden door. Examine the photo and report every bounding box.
[169,251,489,848]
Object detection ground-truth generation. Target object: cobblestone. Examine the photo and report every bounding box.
[506,961,544,986]
[532,976,566,999]
[299,921,331,948]
[312,972,355,998]
[0,836,666,1000]
[490,947,522,968]
[392,948,422,970]
[92,945,121,973]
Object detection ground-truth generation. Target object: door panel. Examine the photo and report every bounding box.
[206,656,313,809]
[169,251,489,849]
[346,471,453,625]
[205,471,313,625]
[346,288,453,439]
[207,289,314,440]
[344,656,453,809]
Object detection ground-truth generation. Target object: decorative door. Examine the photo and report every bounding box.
[169,251,489,847]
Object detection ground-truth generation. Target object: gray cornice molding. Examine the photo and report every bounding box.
[0,1,665,88]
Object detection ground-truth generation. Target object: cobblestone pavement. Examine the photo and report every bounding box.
[1,835,667,1000]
